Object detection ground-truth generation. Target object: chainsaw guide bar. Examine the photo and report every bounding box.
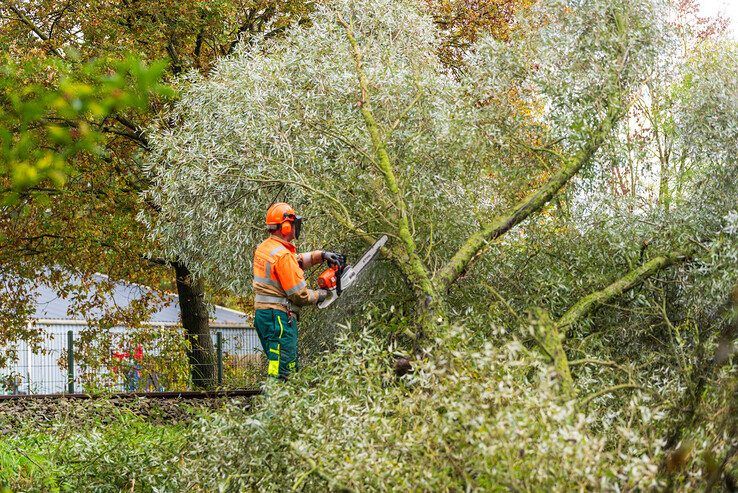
[318,235,388,309]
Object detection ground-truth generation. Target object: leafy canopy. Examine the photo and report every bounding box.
[146,0,669,294]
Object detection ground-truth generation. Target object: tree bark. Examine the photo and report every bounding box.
[174,261,216,389]
[532,309,575,397]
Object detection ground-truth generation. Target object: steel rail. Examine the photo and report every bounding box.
[0,389,262,400]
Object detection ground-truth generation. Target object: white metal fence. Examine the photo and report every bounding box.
[0,324,263,394]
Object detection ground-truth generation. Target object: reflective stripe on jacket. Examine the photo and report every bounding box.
[298,250,323,270]
[253,235,321,312]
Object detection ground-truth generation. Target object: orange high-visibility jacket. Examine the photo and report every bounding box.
[252,235,324,312]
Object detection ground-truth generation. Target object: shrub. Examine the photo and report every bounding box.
[3,324,733,491]
[178,325,664,491]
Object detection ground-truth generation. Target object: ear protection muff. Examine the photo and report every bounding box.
[279,212,303,238]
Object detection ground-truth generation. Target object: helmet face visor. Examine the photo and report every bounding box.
[293,215,303,239]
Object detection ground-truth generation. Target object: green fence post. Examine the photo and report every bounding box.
[216,331,223,387]
[67,330,75,394]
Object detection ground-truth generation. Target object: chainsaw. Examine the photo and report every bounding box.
[317,235,388,309]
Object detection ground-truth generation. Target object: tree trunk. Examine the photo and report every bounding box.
[340,16,444,342]
[412,290,447,341]
[174,261,216,389]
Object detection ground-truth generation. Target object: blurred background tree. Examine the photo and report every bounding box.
[426,0,534,67]
[0,0,311,387]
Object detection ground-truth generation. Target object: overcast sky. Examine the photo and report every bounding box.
[698,0,738,38]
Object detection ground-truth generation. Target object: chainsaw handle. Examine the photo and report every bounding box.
[326,253,346,269]
[323,251,346,268]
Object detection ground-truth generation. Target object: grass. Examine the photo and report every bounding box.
[0,401,197,492]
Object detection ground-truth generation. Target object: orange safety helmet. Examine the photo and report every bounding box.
[265,202,303,239]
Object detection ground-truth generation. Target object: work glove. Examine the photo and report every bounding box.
[316,289,330,303]
[322,251,343,267]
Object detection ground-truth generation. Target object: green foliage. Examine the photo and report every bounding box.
[144,0,667,294]
[0,56,171,202]
[5,324,735,491]
[208,327,662,491]
[139,3,737,487]
[0,433,61,492]
[222,353,265,389]
[61,417,186,492]
[0,415,186,492]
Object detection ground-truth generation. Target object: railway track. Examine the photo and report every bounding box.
[0,389,263,431]
[0,389,262,400]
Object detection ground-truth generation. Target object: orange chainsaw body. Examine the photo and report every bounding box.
[317,265,340,290]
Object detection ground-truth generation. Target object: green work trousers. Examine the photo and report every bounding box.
[254,308,298,379]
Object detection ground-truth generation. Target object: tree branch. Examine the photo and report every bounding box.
[103,126,150,150]
[389,89,423,133]
[112,115,149,145]
[144,256,171,267]
[579,383,646,407]
[434,101,626,293]
[338,13,437,309]
[166,38,182,75]
[555,251,690,333]
[227,7,276,55]
[5,1,64,58]
[569,358,630,374]
[530,309,573,395]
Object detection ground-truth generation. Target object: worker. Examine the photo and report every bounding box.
[252,202,341,380]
